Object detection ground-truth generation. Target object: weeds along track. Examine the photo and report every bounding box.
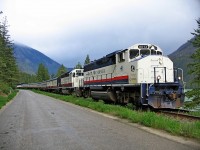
[156,110,200,122]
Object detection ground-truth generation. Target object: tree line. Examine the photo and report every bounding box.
[0,12,19,88]
[19,55,90,83]
[185,18,200,107]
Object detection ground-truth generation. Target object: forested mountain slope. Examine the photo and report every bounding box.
[13,43,61,75]
[168,37,196,88]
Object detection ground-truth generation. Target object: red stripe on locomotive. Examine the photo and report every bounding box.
[84,75,128,85]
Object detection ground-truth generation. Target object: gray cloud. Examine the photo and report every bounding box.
[1,0,199,67]
[54,1,199,67]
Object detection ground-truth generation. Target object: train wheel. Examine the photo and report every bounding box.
[83,90,90,98]
[71,90,76,97]
[76,89,82,97]
[133,96,142,110]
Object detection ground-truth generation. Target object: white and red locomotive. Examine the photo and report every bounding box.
[82,43,184,109]
[18,43,185,109]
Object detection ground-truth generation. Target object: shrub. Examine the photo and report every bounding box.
[0,82,11,95]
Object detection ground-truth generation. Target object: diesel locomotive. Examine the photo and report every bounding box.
[18,43,185,109]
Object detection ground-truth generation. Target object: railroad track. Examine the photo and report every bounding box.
[157,110,200,121]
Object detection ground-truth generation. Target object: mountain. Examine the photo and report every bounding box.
[13,43,61,75]
[168,37,197,88]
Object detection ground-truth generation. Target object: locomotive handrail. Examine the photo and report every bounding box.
[177,68,184,81]
[174,68,184,82]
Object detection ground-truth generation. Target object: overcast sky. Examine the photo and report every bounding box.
[0,0,199,67]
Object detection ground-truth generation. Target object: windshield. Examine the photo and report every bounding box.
[140,49,150,55]
[76,73,84,76]
[151,50,157,55]
[129,49,163,59]
[157,51,162,55]
[130,49,139,59]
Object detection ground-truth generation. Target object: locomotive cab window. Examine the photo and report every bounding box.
[151,50,157,55]
[73,73,75,77]
[129,49,139,59]
[140,49,150,56]
[157,51,162,55]
[76,73,83,76]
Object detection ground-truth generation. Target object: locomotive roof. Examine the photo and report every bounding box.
[59,71,70,78]
[106,50,121,57]
[46,77,58,82]
[84,43,163,68]
[128,43,163,52]
[84,49,125,67]
[59,68,83,78]
[107,49,128,57]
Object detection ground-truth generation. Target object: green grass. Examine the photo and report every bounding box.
[33,90,200,140]
[0,96,7,109]
[0,82,11,95]
[187,111,200,117]
[0,90,18,109]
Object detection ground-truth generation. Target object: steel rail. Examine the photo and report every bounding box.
[157,110,200,121]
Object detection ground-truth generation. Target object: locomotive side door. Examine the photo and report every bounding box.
[115,50,129,84]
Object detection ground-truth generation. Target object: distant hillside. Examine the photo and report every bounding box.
[168,37,197,88]
[13,43,61,75]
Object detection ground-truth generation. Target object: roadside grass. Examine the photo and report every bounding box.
[187,111,200,117]
[33,90,200,140]
[0,96,7,109]
[0,90,18,109]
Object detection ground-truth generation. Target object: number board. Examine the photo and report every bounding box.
[138,45,148,49]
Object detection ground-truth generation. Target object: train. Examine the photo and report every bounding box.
[18,43,185,109]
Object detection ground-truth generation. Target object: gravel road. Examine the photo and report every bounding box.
[0,90,199,150]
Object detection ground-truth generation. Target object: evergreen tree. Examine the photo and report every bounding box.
[56,64,67,77]
[84,54,90,65]
[186,18,200,107]
[0,12,19,87]
[37,63,50,82]
[18,72,37,83]
[74,62,82,69]
[44,67,50,80]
